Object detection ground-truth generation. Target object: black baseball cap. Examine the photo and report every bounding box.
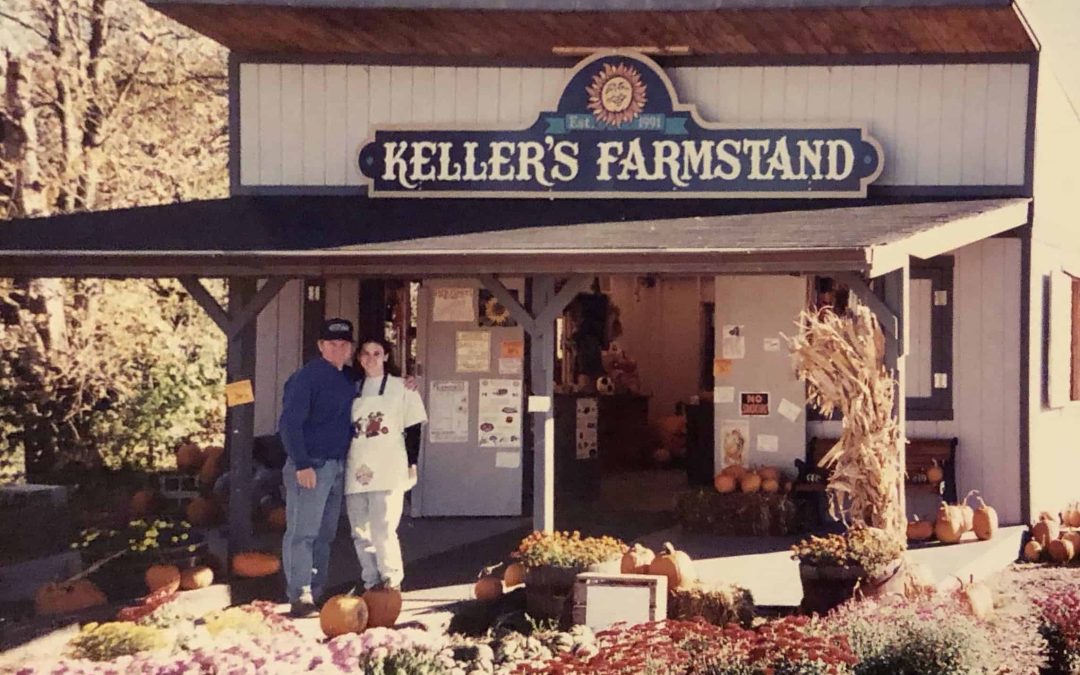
[319,318,353,342]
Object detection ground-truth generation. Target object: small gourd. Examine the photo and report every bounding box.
[970,491,998,541]
[934,502,966,544]
[363,586,403,627]
[713,474,737,494]
[959,491,976,533]
[180,565,214,590]
[954,576,994,620]
[145,564,181,593]
[648,542,697,590]
[232,551,281,578]
[761,478,780,494]
[907,516,934,542]
[320,594,368,637]
[1031,512,1060,548]
[925,459,944,484]
[739,472,762,494]
[503,562,526,587]
[620,543,655,574]
[1023,539,1044,562]
[1064,503,1080,528]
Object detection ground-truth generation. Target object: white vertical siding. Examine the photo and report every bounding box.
[324,279,360,331]
[906,278,933,398]
[238,62,1028,189]
[254,280,303,436]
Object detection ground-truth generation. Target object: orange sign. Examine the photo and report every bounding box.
[225,379,255,407]
[713,358,732,377]
[501,340,525,359]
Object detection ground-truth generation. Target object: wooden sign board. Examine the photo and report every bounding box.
[572,572,667,630]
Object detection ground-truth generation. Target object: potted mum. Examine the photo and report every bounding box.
[513,530,626,623]
[791,525,904,614]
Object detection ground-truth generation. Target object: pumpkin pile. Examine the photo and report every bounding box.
[907,490,998,545]
[713,465,793,495]
[319,585,403,637]
[1024,509,1080,564]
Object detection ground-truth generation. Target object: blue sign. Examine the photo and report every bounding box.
[358,52,884,198]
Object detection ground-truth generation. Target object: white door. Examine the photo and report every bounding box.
[412,279,525,516]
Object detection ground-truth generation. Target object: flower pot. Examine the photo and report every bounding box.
[798,557,902,615]
[83,542,207,602]
[524,564,583,625]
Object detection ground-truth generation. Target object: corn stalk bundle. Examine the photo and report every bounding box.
[784,296,904,537]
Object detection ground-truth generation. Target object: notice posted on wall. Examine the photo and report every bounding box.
[428,380,469,444]
[778,398,802,423]
[456,330,491,372]
[499,340,524,375]
[719,419,750,468]
[478,379,522,448]
[757,434,780,453]
[433,287,474,322]
[763,337,782,352]
[576,397,599,460]
[740,392,770,416]
[722,325,745,360]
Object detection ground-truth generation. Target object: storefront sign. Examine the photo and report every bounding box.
[740,392,770,416]
[358,51,883,198]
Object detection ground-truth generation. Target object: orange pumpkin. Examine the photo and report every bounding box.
[185,496,219,526]
[970,492,998,541]
[199,446,226,486]
[925,459,944,484]
[713,474,737,494]
[620,543,655,574]
[907,516,934,542]
[503,562,526,587]
[180,565,214,590]
[934,502,966,544]
[757,466,782,482]
[1062,531,1080,551]
[955,576,994,620]
[648,542,696,590]
[761,478,780,494]
[232,552,281,578]
[267,506,287,531]
[1023,539,1044,562]
[34,580,107,616]
[320,594,368,637]
[363,586,403,627]
[1049,538,1075,563]
[130,489,160,518]
[1064,503,1080,528]
[145,564,181,593]
[1032,513,1061,548]
[474,576,503,602]
[719,464,747,480]
[739,472,762,494]
[175,443,204,473]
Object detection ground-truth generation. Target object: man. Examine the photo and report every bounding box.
[278,318,356,617]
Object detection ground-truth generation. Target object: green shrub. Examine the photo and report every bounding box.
[67,621,169,661]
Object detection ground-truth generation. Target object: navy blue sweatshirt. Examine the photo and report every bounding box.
[278,358,355,470]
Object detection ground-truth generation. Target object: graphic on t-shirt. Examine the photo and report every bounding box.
[354,464,374,486]
[354,411,390,439]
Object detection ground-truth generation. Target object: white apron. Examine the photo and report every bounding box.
[345,373,409,495]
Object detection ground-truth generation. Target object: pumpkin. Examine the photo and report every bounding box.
[959,496,975,533]
[1065,503,1080,528]
[720,464,747,480]
[1032,512,1060,548]
[474,576,503,602]
[761,478,780,494]
[713,474,737,494]
[970,492,998,541]
[781,479,794,494]
[180,565,214,590]
[199,446,225,486]
[955,576,994,620]
[320,594,368,637]
[757,466,782,482]
[1062,531,1080,551]
[739,472,762,494]
[186,496,219,526]
[145,564,181,593]
[232,551,281,578]
[130,489,159,518]
[621,543,655,574]
[907,516,934,542]
[34,580,107,616]
[503,562,526,587]
[267,506,287,531]
[175,443,204,473]
[648,542,696,590]
[363,586,403,627]
[925,459,944,484]
[934,502,966,544]
[1048,538,1075,563]
[1023,539,1044,562]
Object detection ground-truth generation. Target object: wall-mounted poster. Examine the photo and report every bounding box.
[576,398,599,460]
[428,380,469,443]
[456,331,491,372]
[478,379,522,448]
[434,287,474,322]
[722,325,745,359]
[740,392,770,416]
[719,419,750,469]
[478,289,518,327]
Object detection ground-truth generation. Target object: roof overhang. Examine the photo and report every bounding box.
[0,197,1030,278]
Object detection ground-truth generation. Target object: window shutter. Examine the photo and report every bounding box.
[1047,270,1072,408]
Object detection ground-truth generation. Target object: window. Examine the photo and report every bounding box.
[809,257,954,421]
[1047,270,1080,407]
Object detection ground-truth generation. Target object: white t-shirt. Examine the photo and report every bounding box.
[344,374,427,494]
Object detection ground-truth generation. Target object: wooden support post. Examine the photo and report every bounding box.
[226,278,257,553]
[880,263,909,526]
[530,276,556,533]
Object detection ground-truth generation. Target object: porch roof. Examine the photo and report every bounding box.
[0,196,1029,278]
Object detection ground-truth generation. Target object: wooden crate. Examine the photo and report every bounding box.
[571,573,667,630]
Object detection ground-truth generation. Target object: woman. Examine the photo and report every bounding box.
[344,336,426,592]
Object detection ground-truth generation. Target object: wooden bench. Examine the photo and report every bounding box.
[794,437,958,504]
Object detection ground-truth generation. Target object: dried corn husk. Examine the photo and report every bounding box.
[783,295,904,538]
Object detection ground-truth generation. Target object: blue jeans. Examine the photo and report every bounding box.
[282,458,344,602]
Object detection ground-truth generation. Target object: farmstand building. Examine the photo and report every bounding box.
[3,0,1079,558]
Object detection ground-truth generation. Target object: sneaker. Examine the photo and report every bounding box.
[289,593,318,618]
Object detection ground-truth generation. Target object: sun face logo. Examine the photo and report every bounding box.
[586,62,647,127]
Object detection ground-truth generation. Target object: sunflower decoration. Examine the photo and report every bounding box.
[479,290,516,327]
[586,62,647,127]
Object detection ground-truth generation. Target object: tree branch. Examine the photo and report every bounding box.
[0,10,50,42]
